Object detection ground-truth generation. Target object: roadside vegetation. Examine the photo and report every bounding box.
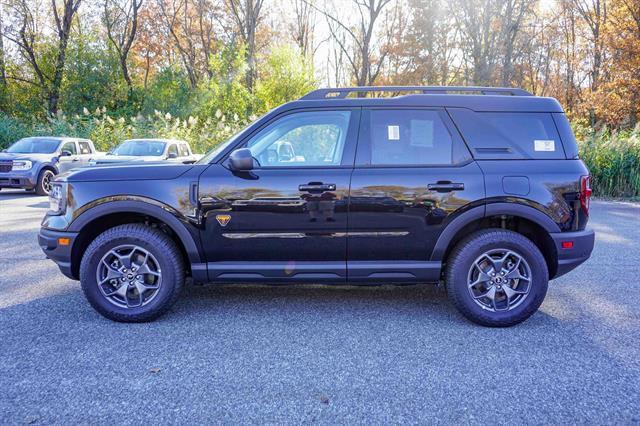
[575,124,640,198]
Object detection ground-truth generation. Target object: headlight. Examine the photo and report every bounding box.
[48,183,67,215]
[12,160,32,171]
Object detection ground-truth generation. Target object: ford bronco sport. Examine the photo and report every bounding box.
[38,86,595,326]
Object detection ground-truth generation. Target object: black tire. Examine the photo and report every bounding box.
[80,224,185,322]
[35,168,55,196]
[445,229,548,327]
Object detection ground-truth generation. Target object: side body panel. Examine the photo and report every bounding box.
[478,159,589,231]
[347,163,486,261]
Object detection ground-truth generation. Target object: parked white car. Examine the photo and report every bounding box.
[89,139,201,165]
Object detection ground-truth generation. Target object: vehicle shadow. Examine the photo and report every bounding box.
[26,201,49,209]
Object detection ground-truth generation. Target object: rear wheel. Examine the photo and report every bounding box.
[445,229,548,327]
[80,224,185,322]
[35,169,55,196]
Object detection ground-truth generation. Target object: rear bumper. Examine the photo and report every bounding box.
[38,228,79,280]
[550,228,595,279]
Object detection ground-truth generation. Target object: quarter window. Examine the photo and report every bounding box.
[179,144,190,157]
[246,111,351,167]
[367,110,454,165]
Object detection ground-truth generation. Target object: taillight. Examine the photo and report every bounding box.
[580,175,592,215]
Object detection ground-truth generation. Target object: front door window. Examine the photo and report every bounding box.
[246,111,351,167]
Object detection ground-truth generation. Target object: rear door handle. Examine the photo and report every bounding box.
[427,182,464,192]
[298,182,336,192]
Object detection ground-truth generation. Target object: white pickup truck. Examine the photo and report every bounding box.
[89,138,202,166]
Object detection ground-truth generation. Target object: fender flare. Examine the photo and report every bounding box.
[68,198,202,265]
[430,205,485,261]
[430,202,561,261]
[37,162,59,176]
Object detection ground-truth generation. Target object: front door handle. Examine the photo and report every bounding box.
[427,181,464,192]
[298,182,336,192]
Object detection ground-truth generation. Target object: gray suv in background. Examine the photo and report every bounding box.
[0,136,98,195]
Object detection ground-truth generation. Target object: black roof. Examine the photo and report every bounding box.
[284,86,563,113]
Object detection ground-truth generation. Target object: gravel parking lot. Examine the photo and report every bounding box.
[0,190,638,424]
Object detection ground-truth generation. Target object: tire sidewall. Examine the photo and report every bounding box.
[36,169,55,196]
[448,232,548,326]
[80,231,180,320]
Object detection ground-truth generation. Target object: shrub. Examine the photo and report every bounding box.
[578,125,640,198]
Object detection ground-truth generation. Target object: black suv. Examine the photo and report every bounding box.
[39,86,594,326]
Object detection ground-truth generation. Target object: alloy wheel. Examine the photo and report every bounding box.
[42,171,54,194]
[467,249,532,312]
[96,244,163,308]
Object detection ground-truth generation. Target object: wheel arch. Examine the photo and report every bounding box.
[432,202,560,278]
[38,162,59,175]
[67,199,203,280]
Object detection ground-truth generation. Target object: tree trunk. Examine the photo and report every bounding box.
[0,7,6,87]
[49,0,82,115]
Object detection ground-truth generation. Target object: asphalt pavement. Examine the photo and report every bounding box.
[0,190,638,424]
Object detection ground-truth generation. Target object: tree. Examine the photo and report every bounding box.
[4,0,82,115]
[103,0,143,98]
[452,0,534,86]
[226,0,265,91]
[157,0,223,88]
[49,0,83,114]
[384,0,461,86]
[500,0,535,86]
[571,0,607,92]
[0,4,6,87]
[289,0,315,57]
[315,0,393,87]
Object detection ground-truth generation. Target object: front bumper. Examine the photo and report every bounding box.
[0,171,37,189]
[38,228,79,280]
[550,228,595,278]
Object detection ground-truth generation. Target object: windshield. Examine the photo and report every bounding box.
[7,138,60,154]
[111,140,166,156]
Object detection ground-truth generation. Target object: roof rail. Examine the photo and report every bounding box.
[300,86,533,100]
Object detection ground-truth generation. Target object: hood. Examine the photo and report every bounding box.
[90,155,163,164]
[60,162,193,182]
[0,152,55,162]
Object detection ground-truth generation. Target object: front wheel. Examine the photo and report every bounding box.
[445,229,549,327]
[80,224,185,322]
[35,169,55,196]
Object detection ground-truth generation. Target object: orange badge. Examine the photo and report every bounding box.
[216,214,231,227]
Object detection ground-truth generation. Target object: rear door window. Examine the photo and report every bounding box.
[78,141,92,154]
[448,109,565,159]
[358,109,470,166]
[179,144,190,157]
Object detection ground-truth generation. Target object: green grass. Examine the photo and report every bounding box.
[577,125,640,198]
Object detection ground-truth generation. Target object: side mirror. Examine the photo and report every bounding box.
[167,152,178,159]
[229,148,254,171]
[60,150,72,157]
